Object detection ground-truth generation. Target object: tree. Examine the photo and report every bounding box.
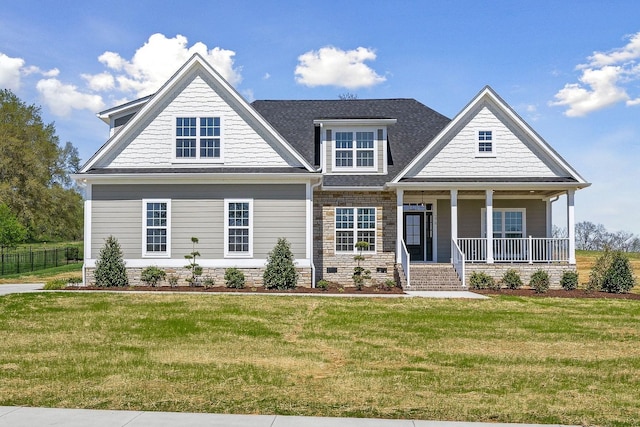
[0,203,26,249]
[0,89,83,241]
[94,236,128,287]
[263,237,298,290]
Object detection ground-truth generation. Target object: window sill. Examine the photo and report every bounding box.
[172,159,224,164]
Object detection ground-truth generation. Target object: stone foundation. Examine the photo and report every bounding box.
[464,264,577,289]
[85,266,313,288]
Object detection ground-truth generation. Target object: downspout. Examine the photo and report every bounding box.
[309,179,322,288]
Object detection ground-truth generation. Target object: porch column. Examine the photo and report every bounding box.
[567,189,576,264]
[450,189,458,262]
[546,199,553,238]
[396,189,404,263]
[485,189,494,263]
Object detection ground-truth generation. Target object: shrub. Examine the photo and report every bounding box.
[263,238,298,290]
[43,279,66,290]
[203,276,215,288]
[140,266,166,287]
[167,274,179,287]
[94,236,128,287]
[588,248,614,291]
[67,277,83,285]
[601,251,636,293]
[529,270,550,293]
[184,237,203,286]
[225,267,245,289]
[560,271,579,291]
[502,269,523,290]
[316,280,329,290]
[352,241,371,290]
[469,271,495,290]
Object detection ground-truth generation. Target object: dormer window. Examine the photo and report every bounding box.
[175,117,222,161]
[477,130,494,156]
[335,131,375,168]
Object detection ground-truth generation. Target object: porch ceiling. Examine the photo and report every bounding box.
[403,189,566,198]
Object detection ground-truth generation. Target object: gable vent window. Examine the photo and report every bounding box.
[478,130,493,154]
[175,117,222,161]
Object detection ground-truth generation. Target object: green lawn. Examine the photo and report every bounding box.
[1,293,639,426]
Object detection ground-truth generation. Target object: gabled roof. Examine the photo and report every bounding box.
[392,86,589,186]
[251,99,451,187]
[80,54,315,173]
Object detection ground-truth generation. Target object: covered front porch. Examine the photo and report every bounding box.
[393,185,582,288]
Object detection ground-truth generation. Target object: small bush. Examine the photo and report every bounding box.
[376,279,397,291]
[263,238,298,290]
[203,276,215,288]
[601,251,636,293]
[225,267,245,289]
[502,269,523,290]
[529,270,550,293]
[316,280,329,290]
[43,279,67,290]
[560,271,579,291]
[140,266,166,287]
[469,272,495,290]
[94,236,128,287]
[167,274,179,287]
[587,248,614,291]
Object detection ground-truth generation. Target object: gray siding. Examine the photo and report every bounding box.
[91,184,307,259]
[437,202,451,263]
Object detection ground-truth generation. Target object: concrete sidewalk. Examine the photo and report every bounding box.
[0,407,579,427]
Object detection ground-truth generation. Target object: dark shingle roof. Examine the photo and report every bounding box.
[251,99,451,187]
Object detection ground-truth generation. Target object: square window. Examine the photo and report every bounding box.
[333,130,376,170]
[335,207,376,252]
[176,117,221,160]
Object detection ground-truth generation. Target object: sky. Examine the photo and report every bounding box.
[1,0,639,235]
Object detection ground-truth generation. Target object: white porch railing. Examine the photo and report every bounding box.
[451,239,466,287]
[458,237,570,263]
[400,239,410,288]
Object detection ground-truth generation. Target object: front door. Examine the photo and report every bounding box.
[404,212,424,261]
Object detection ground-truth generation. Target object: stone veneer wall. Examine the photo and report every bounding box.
[313,190,397,286]
[465,264,576,289]
[85,267,313,288]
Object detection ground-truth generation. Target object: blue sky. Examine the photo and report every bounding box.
[1,0,639,234]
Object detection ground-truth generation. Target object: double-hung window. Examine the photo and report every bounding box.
[175,117,221,160]
[334,131,376,170]
[335,207,376,253]
[224,199,253,257]
[477,130,494,155]
[143,199,170,257]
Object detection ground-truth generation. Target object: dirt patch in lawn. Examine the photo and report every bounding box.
[65,284,406,295]
[473,288,640,299]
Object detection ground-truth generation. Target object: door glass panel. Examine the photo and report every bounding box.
[406,215,421,245]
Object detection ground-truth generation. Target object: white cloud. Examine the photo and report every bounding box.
[36,78,104,117]
[82,72,115,91]
[89,33,242,98]
[22,65,60,77]
[295,46,386,89]
[551,32,640,116]
[0,52,25,90]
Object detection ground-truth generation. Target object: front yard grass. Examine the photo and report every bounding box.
[1,293,639,426]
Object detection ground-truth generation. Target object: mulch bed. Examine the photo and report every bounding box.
[65,284,406,295]
[473,288,640,300]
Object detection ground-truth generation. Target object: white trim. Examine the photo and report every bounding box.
[142,199,172,258]
[334,207,377,254]
[567,189,576,264]
[83,184,92,261]
[83,258,313,269]
[485,190,494,263]
[450,189,458,262]
[313,118,397,126]
[224,198,254,258]
[396,190,404,263]
[74,173,317,186]
[475,129,496,158]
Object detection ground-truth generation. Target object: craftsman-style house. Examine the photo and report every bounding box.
[75,54,589,289]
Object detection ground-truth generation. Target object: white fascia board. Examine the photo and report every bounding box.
[386,181,591,191]
[96,95,153,124]
[320,185,386,192]
[313,118,397,126]
[74,172,322,185]
[84,258,313,269]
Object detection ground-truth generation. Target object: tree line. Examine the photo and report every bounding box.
[554,222,640,252]
[0,89,83,247]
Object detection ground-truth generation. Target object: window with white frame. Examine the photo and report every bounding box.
[482,208,526,239]
[334,131,376,170]
[175,117,221,160]
[477,130,493,155]
[143,200,170,256]
[335,207,376,252]
[225,199,253,257]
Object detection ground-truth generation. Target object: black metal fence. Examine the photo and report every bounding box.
[0,246,82,276]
